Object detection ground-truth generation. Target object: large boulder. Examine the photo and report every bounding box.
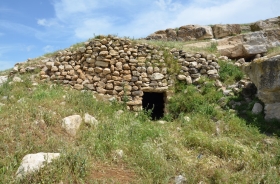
[16,152,60,179]
[166,28,177,41]
[212,24,241,39]
[217,29,280,58]
[243,55,280,120]
[146,30,167,40]
[177,25,213,41]
[251,16,280,31]
[217,35,244,58]
[146,25,213,41]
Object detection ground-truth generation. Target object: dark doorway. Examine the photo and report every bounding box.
[142,92,165,120]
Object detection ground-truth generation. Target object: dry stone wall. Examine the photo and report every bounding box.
[38,35,220,110]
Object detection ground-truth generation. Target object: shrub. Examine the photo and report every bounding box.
[218,60,244,84]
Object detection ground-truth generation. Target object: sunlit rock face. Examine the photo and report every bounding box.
[243,55,280,120]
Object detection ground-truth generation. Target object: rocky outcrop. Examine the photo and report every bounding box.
[217,29,280,58]
[177,25,213,41]
[243,55,280,120]
[147,24,243,41]
[147,30,168,40]
[211,24,241,39]
[250,16,280,31]
[147,25,214,41]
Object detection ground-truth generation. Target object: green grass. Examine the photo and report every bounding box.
[218,60,244,84]
[138,39,185,50]
[266,46,280,58]
[0,71,280,183]
[0,68,12,75]
[1,35,280,183]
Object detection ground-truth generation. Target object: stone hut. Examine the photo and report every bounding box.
[38,35,220,119]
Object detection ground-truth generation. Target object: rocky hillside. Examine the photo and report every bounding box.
[146,16,280,59]
[1,16,280,183]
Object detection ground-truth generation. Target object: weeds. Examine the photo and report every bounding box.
[265,46,280,57]
[1,36,280,183]
[218,60,244,84]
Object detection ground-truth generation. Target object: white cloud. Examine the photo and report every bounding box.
[43,45,55,53]
[37,19,58,27]
[74,18,113,39]
[0,20,38,36]
[37,0,280,40]
[155,0,182,11]
[25,45,34,52]
[0,45,13,57]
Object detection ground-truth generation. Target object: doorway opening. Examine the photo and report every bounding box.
[142,92,165,120]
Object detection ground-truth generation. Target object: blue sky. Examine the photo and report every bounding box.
[0,0,279,71]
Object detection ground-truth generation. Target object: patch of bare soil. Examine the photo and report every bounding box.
[89,162,138,183]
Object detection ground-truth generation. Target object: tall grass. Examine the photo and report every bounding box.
[218,60,244,84]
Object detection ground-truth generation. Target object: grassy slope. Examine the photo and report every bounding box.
[1,40,280,183]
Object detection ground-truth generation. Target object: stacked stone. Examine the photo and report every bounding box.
[172,50,220,84]
[38,35,219,110]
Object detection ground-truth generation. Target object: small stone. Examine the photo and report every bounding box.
[252,102,263,114]
[62,115,82,136]
[175,175,187,184]
[152,73,164,80]
[113,149,124,160]
[79,47,86,52]
[223,89,232,96]
[236,58,245,64]
[95,61,109,67]
[184,116,190,122]
[74,84,83,90]
[207,69,217,75]
[0,76,8,85]
[157,120,166,124]
[84,113,98,126]
[13,76,23,82]
[186,76,192,84]
[215,80,223,87]
[218,56,228,60]
[177,75,186,81]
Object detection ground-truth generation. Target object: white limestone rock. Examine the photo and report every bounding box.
[152,73,164,80]
[175,174,187,184]
[16,152,60,179]
[13,76,23,83]
[62,115,82,136]
[0,76,8,86]
[84,113,98,126]
[177,75,186,81]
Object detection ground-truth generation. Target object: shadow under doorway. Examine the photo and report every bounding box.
[142,92,165,120]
